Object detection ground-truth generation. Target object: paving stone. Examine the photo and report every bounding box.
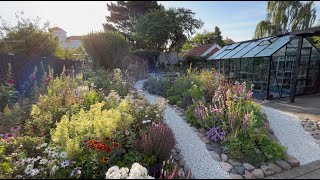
[230,168,238,174]
[244,170,255,179]
[214,147,222,155]
[210,151,221,162]
[206,144,214,151]
[267,162,283,173]
[234,166,245,175]
[201,137,211,144]
[228,159,241,167]
[230,173,243,179]
[171,149,176,154]
[261,165,274,176]
[220,162,233,172]
[243,163,255,171]
[252,169,264,179]
[222,146,230,154]
[276,160,291,170]
[221,154,228,162]
[286,154,300,167]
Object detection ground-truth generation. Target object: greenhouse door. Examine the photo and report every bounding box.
[294,47,313,95]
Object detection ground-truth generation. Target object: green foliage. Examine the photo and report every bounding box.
[0,11,59,56]
[167,95,180,105]
[109,69,130,97]
[134,8,204,51]
[82,31,129,69]
[143,77,173,97]
[54,46,86,60]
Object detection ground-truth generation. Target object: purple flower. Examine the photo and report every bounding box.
[206,126,226,142]
[0,134,4,138]
[11,125,22,132]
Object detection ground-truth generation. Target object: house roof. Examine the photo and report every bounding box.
[51,27,66,32]
[184,44,220,58]
[67,36,82,41]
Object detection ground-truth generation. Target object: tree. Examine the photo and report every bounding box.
[223,37,235,44]
[54,46,86,60]
[134,8,203,52]
[103,1,163,47]
[82,31,129,69]
[0,11,59,56]
[253,1,316,38]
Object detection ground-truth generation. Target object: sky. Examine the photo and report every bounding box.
[1,1,320,42]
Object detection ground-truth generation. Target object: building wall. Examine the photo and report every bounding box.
[53,30,67,42]
[68,40,82,48]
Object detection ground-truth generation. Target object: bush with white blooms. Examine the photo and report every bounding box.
[105,163,154,179]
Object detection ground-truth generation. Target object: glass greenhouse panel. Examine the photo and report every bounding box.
[229,59,240,82]
[256,35,292,57]
[227,43,240,50]
[208,45,230,59]
[232,41,259,58]
[239,58,254,83]
[242,45,268,58]
[213,50,231,59]
[220,59,230,76]
[253,57,269,99]
[222,42,251,59]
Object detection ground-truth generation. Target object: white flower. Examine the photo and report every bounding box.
[50,152,59,158]
[30,169,40,176]
[106,166,120,179]
[128,163,149,179]
[39,159,48,165]
[40,143,47,148]
[36,156,42,161]
[50,165,59,175]
[60,160,70,168]
[59,152,67,159]
[142,120,151,124]
[119,167,129,179]
[24,164,34,175]
[125,131,130,135]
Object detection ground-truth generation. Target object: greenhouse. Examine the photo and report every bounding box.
[207,30,320,101]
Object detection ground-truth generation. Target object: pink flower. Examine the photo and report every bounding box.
[11,125,22,132]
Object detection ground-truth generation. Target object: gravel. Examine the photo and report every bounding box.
[262,106,320,165]
[134,80,230,179]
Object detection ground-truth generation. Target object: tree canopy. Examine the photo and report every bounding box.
[133,8,203,52]
[0,11,59,56]
[253,1,316,38]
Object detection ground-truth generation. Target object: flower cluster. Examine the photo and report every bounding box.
[105,163,154,179]
[206,126,226,142]
[0,125,22,141]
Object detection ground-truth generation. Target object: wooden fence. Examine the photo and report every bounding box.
[0,54,83,92]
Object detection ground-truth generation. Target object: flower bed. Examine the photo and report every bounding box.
[143,67,301,178]
[0,62,190,179]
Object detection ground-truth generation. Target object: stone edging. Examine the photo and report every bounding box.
[299,118,320,145]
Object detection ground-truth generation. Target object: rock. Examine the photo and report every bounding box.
[173,153,183,161]
[315,129,320,134]
[269,134,279,141]
[243,163,255,171]
[199,128,206,133]
[308,131,318,135]
[210,151,221,162]
[206,144,214,151]
[317,121,320,125]
[305,127,315,131]
[183,164,190,173]
[201,137,211,144]
[252,169,264,179]
[171,149,176,154]
[244,170,255,179]
[221,154,228,162]
[261,165,274,176]
[230,168,238,174]
[268,128,275,134]
[214,147,222,155]
[198,133,204,138]
[267,163,283,173]
[228,159,241,167]
[211,141,220,148]
[179,159,186,167]
[191,127,199,132]
[275,160,291,170]
[313,135,320,140]
[234,166,245,175]
[180,115,187,120]
[230,173,243,179]
[286,155,300,167]
[174,145,178,149]
[300,121,307,125]
[220,162,233,172]
[222,146,230,154]
[176,148,181,154]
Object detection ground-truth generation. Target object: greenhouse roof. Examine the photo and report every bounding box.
[207,35,296,60]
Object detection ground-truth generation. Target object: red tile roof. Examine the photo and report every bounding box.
[184,44,218,58]
[67,36,82,41]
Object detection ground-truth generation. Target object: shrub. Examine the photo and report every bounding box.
[167,95,180,105]
[82,31,129,69]
[138,122,175,162]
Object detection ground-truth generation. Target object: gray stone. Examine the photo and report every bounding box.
[171,149,176,154]
[179,159,186,167]
[206,144,214,151]
[211,141,220,148]
[210,151,221,162]
[176,148,181,154]
[214,147,222,155]
[261,165,274,176]
[190,127,199,132]
[228,159,241,167]
[220,162,233,172]
[267,163,283,173]
[230,168,238,174]
[173,153,183,161]
[234,166,245,175]
[201,137,211,144]
[222,146,230,154]
[300,121,307,125]
[305,127,315,131]
[268,128,275,134]
[313,135,320,140]
[286,154,300,167]
[230,173,243,179]
[183,164,190,173]
[275,160,291,170]
[181,115,186,120]
[315,129,320,134]
[308,131,318,135]
[244,170,255,179]
[243,163,255,171]
[198,133,204,138]
[199,128,206,133]
[252,169,264,179]
[221,154,228,162]
[174,145,178,149]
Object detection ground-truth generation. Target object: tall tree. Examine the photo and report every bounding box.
[103,1,163,47]
[0,11,58,56]
[223,37,235,45]
[133,8,203,52]
[253,1,316,38]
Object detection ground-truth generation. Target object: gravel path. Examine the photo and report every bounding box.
[262,106,320,165]
[134,80,230,179]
